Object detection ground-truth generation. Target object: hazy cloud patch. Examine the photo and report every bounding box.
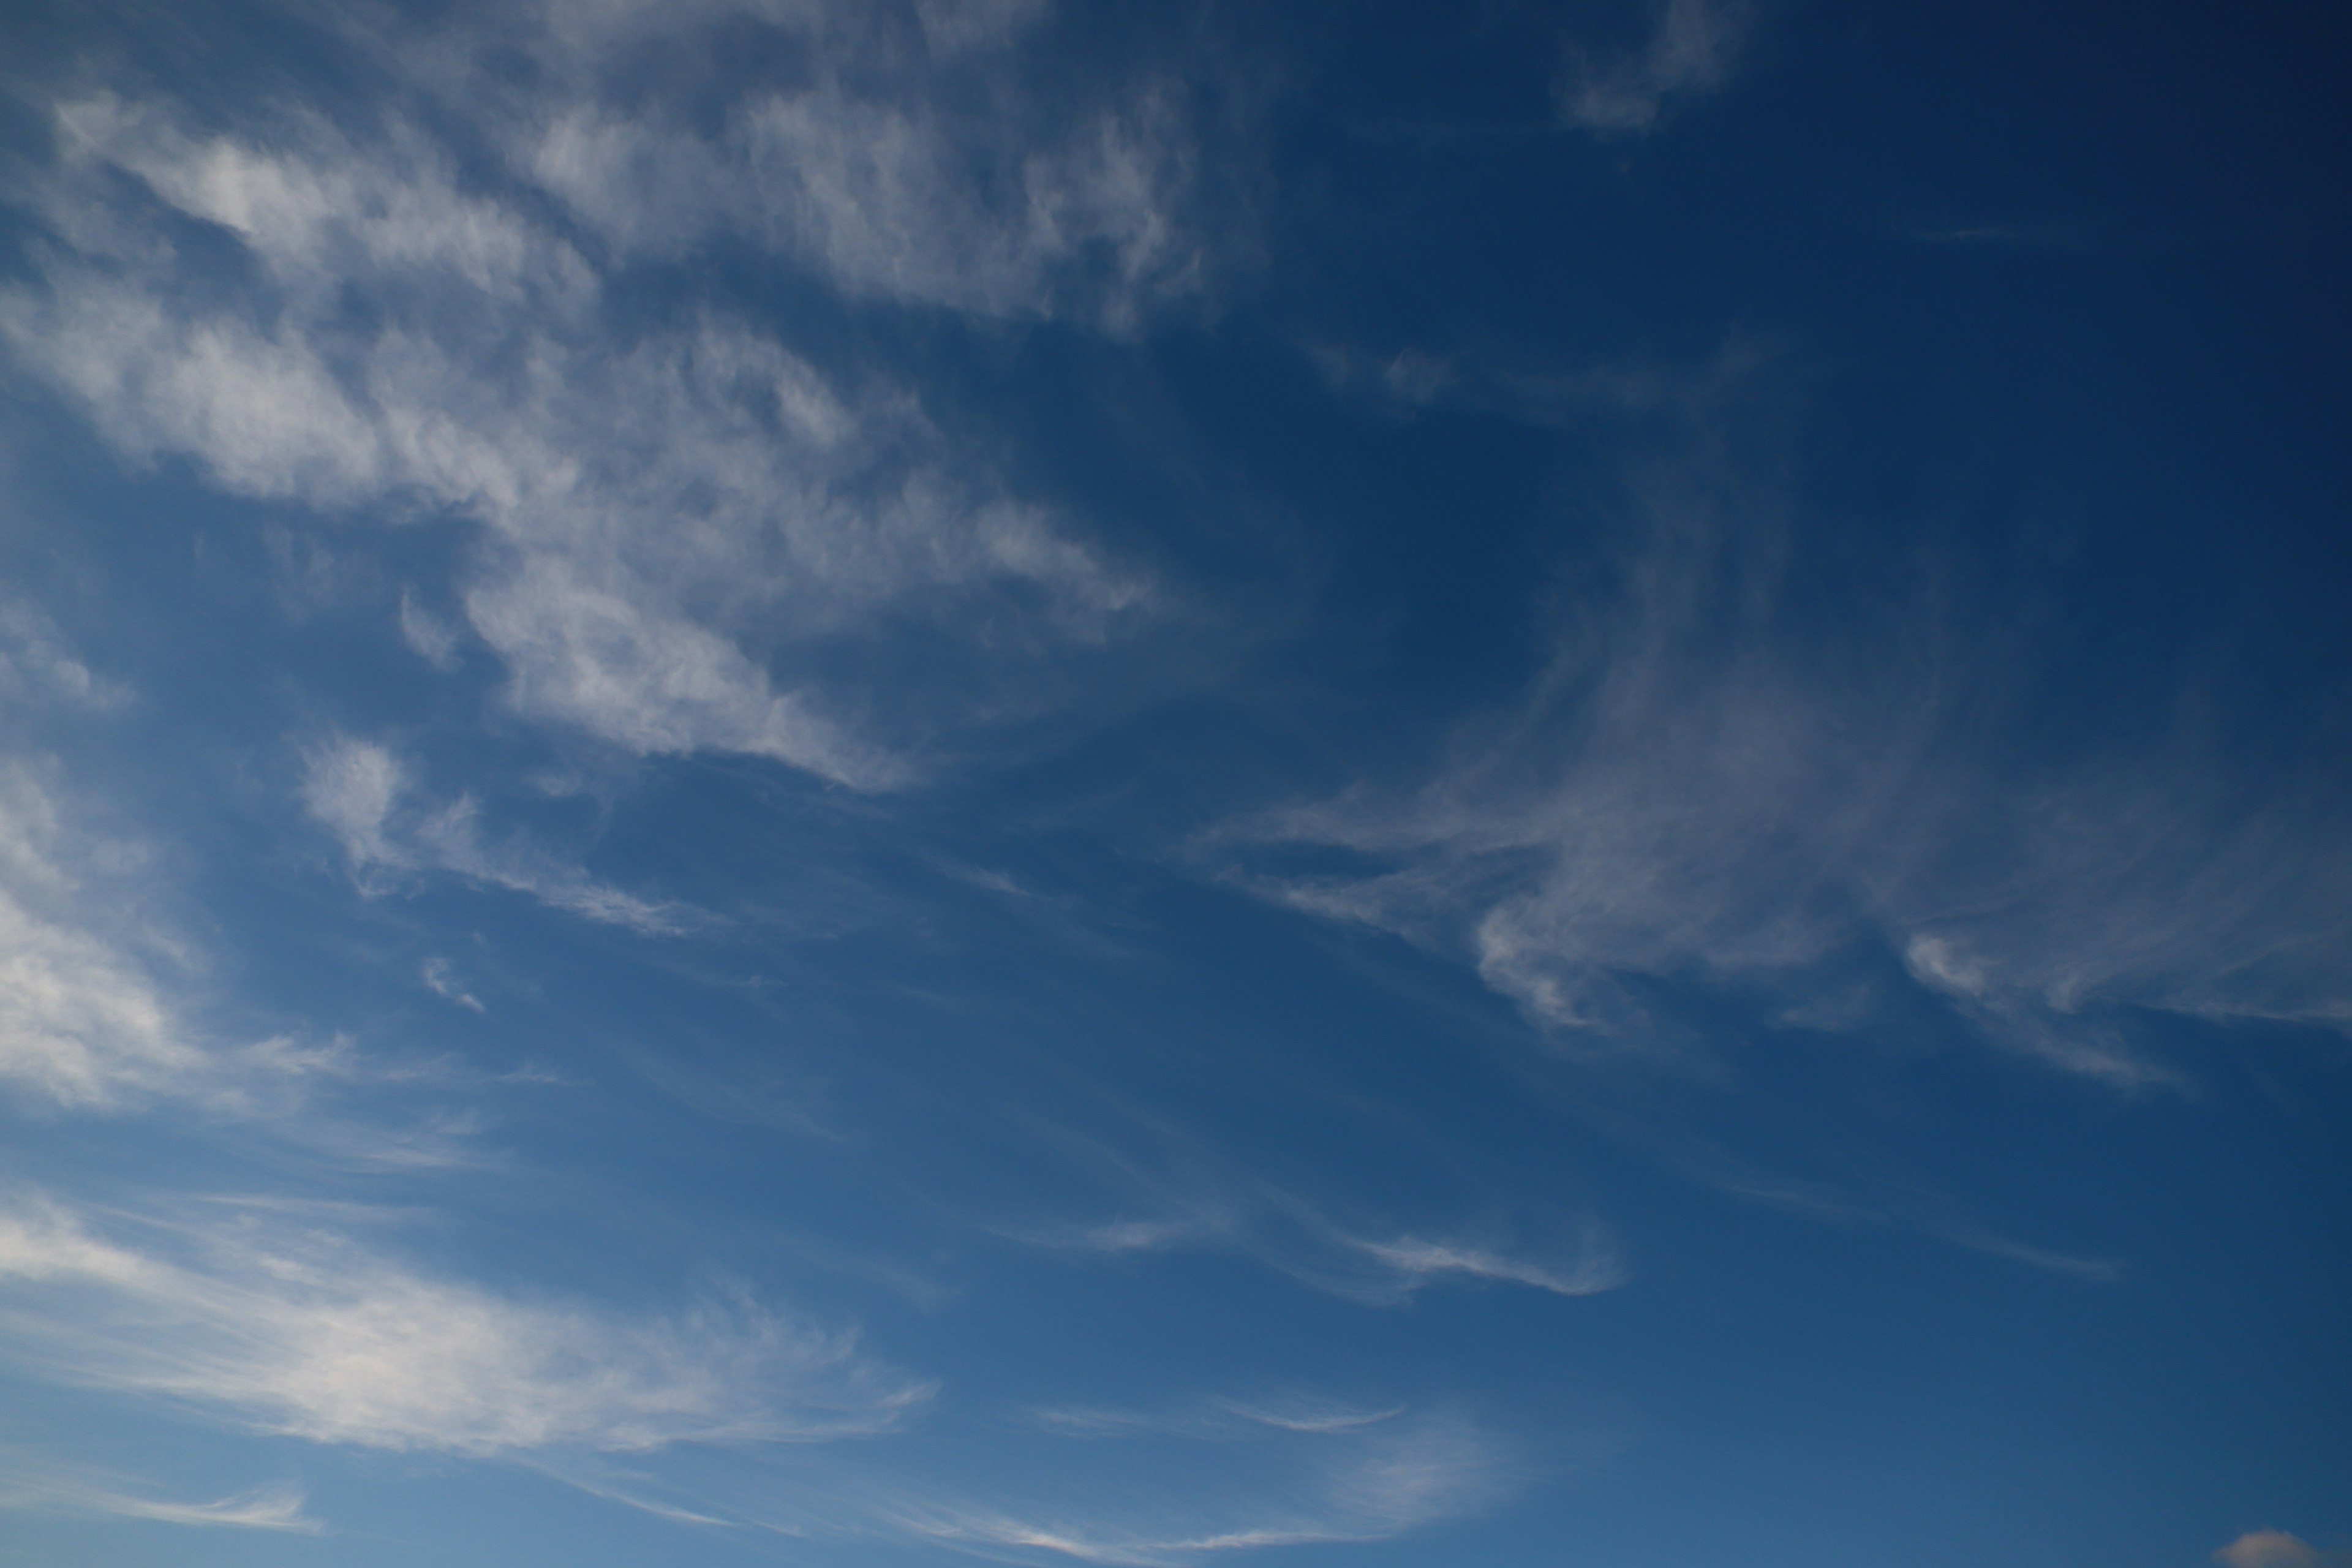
[1557,0,1748,135]
[3,1,1202,786]
[1216,394,2352,1082]
[301,735,697,935]
[0,1194,932,1455]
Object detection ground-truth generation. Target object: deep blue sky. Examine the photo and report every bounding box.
[1,2,2346,1565]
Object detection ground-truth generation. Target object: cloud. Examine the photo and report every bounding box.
[1028,1395,1408,1441]
[0,606,127,709]
[398,593,463,672]
[997,1120,1625,1306]
[1012,1207,1622,1305]
[879,1409,1503,1566]
[421,957,484,1012]
[0,757,525,1123]
[1215,380,2352,1084]
[0,1466,319,1533]
[0,1194,931,1455]
[464,0,1206,325]
[1347,1230,1627,1297]
[1558,0,1747,135]
[0,881,202,1108]
[0,765,211,1108]
[2217,1532,2321,1568]
[523,75,1202,326]
[301,736,695,935]
[513,1384,1510,1562]
[3,1,1195,787]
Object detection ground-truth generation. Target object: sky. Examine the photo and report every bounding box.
[0,1,2346,1564]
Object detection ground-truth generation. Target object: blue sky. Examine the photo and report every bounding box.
[0,1,2346,1564]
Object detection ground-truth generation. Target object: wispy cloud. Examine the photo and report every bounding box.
[995,1116,1625,1305]
[1009,1204,1619,1306]
[1557,0,1748,135]
[2215,1531,2335,1568]
[1028,1394,1408,1441]
[1679,1142,2126,1281]
[0,761,230,1109]
[0,818,521,1154]
[1348,1230,1626,1296]
[0,878,203,1107]
[420,957,485,1013]
[301,736,695,935]
[880,1409,1504,1566]
[0,739,579,1133]
[514,47,1204,326]
[1,1,1202,787]
[0,605,127,710]
[1213,362,2352,1084]
[0,1463,319,1533]
[0,1194,931,1455]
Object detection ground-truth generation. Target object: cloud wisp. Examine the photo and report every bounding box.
[595,1395,1508,1567]
[0,750,541,1139]
[1,0,1203,788]
[1556,0,1748,135]
[2214,1531,2339,1568]
[492,0,1208,326]
[0,605,127,710]
[0,1194,931,1456]
[1213,372,2352,1086]
[520,1387,1510,1567]
[995,1115,1626,1306]
[0,1463,318,1534]
[885,1406,1504,1566]
[0,759,255,1110]
[301,735,695,935]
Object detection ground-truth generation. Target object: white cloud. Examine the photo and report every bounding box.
[0,759,495,1118]
[521,85,1199,324]
[1557,0,1747,135]
[1029,1395,1407,1441]
[0,766,207,1108]
[2,1,1195,786]
[398,593,462,671]
[1218,429,2352,1082]
[421,957,484,1012]
[0,1195,931,1455]
[917,0,1052,56]
[996,1123,1626,1306]
[0,1465,319,1533]
[0,606,127,709]
[2217,1532,2321,1568]
[1347,1230,1626,1297]
[876,1409,1502,1566]
[475,0,1203,323]
[0,883,200,1108]
[301,735,695,934]
[300,734,406,870]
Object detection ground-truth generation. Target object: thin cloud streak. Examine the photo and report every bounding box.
[511,1392,1514,1567]
[991,1112,1627,1306]
[1005,1200,1624,1306]
[301,735,697,936]
[1557,0,1747,135]
[0,1194,932,1455]
[0,1466,320,1533]
[868,1408,1506,1567]
[1349,1229,1627,1297]
[1215,373,2352,1084]
[1027,1395,1408,1441]
[4,0,1199,787]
